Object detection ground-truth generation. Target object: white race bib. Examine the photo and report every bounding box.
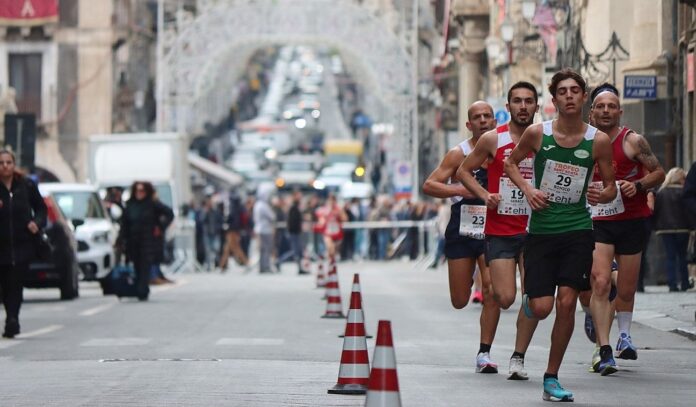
[498,158,533,216]
[459,204,486,240]
[498,177,530,216]
[539,160,588,204]
[590,181,625,218]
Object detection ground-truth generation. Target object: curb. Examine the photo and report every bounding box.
[671,327,696,341]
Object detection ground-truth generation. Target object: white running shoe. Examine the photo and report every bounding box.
[508,356,529,380]
[476,352,498,374]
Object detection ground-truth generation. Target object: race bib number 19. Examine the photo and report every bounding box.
[459,205,486,240]
[590,181,625,218]
[539,160,588,204]
[498,177,530,216]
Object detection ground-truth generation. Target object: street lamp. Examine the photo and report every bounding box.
[485,36,503,61]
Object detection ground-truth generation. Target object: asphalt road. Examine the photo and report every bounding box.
[1,260,694,406]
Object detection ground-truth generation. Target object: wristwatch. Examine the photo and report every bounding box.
[634,181,644,192]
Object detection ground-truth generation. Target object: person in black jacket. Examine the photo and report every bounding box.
[219,192,248,271]
[654,168,691,291]
[117,181,174,300]
[286,191,308,274]
[0,149,47,338]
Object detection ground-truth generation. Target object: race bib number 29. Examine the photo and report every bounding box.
[459,205,486,240]
[539,160,588,204]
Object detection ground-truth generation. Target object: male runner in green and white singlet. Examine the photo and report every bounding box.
[504,68,616,402]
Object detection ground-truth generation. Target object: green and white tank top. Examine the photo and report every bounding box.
[529,120,596,234]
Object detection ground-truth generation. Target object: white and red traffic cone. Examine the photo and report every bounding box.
[339,274,372,338]
[328,284,370,395]
[316,256,327,288]
[365,320,401,407]
[321,264,345,318]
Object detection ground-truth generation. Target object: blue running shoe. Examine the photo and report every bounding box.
[584,313,596,343]
[542,378,574,402]
[615,333,638,360]
[522,293,535,319]
[599,356,618,376]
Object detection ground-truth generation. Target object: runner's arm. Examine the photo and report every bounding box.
[590,131,617,205]
[504,124,547,210]
[623,132,666,197]
[423,148,475,199]
[456,131,497,208]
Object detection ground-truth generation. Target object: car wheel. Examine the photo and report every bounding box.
[60,262,80,300]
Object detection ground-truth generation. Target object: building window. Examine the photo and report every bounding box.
[9,53,42,118]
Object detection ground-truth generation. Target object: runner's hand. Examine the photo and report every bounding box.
[458,185,477,200]
[618,180,636,198]
[586,184,601,206]
[27,221,39,234]
[485,193,501,210]
[526,189,548,211]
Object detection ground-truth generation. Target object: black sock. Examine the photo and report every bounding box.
[600,345,613,360]
[512,351,525,359]
[478,343,491,354]
[543,373,558,381]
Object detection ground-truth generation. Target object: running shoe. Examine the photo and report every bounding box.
[471,290,483,304]
[599,355,618,376]
[542,377,574,402]
[590,346,601,373]
[521,293,535,319]
[584,313,596,343]
[615,332,638,360]
[508,356,528,380]
[475,352,498,374]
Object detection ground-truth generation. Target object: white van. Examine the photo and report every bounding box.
[39,183,117,282]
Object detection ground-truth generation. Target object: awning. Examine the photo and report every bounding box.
[187,152,244,187]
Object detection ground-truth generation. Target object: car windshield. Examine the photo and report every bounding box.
[53,191,107,220]
[281,162,312,171]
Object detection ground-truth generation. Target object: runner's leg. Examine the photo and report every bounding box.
[447,257,476,309]
[590,242,615,348]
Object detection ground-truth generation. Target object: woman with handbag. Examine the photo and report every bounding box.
[117,181,174,300]
[0,149,47,338]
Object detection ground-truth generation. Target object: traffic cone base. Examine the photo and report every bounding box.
[328,383,368,395]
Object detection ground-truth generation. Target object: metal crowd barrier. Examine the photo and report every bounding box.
[169,218,205,273]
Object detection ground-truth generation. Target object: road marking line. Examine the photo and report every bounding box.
[19,324,63,339]
[81,337,151,347]
[80,302,116,316]
[216,338,285,346]
[0,340,23,349]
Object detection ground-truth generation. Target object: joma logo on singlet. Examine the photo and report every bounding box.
[543,145,556,151]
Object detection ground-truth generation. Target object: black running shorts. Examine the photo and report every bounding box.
[593,218,650,255]
[445,237,486,260]
[523,230,594,298]
[485,234,526,264]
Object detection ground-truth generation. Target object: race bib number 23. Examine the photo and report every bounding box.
[459,205,486,240]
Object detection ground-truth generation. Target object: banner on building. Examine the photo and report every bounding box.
[0,0,58,26]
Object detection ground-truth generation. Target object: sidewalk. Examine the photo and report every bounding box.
[633,286,696,339]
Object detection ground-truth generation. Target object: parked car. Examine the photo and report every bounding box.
[24,194,80,300]
[39,183,117,282]
[274,154,321,191]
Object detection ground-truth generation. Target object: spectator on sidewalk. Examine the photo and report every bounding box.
[254,184,276,274]
[198,196,222,271]
[219,192,248,271]
[277,190,308,274]
[654,168,691,291]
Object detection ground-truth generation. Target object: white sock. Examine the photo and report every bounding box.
[581,304,591,315]
[616,312,632,336]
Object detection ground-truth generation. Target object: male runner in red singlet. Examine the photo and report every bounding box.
[585,83,665,374]
[457,81,541,380]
